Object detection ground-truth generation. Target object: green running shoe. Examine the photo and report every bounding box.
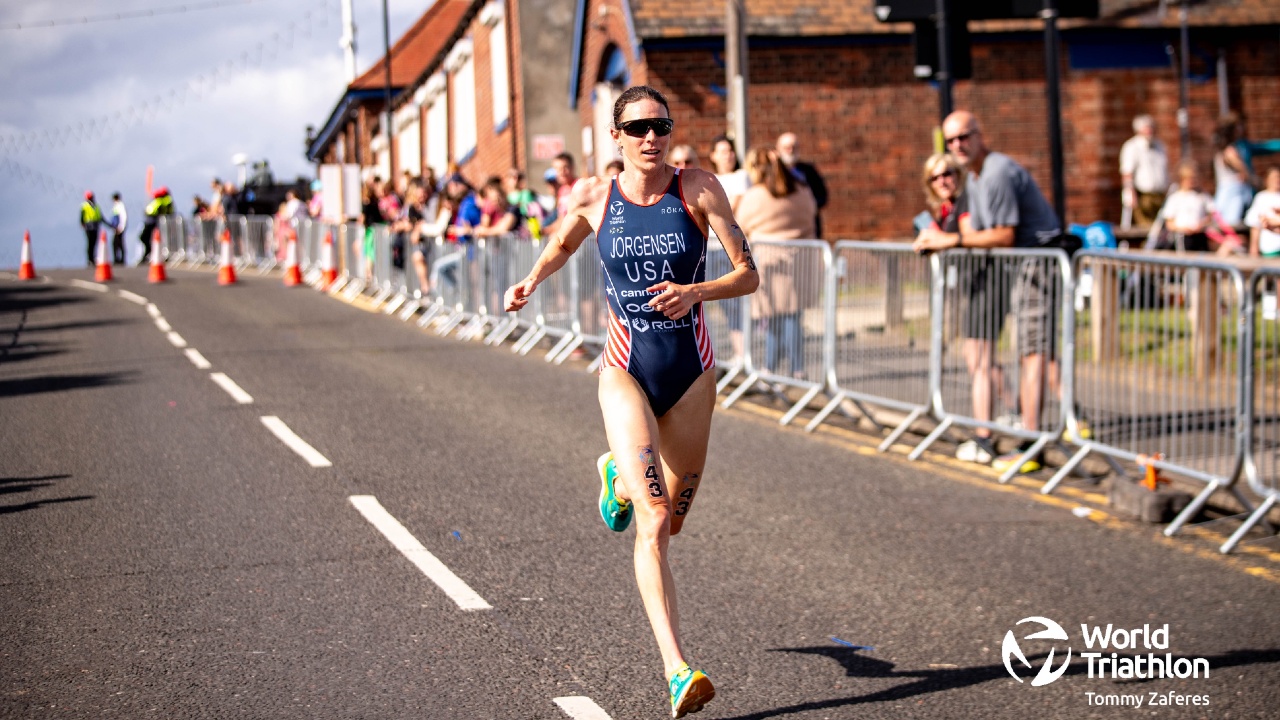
[597,452,632,532]
[668,663,715,718]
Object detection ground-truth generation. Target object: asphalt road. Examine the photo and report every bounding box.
[2,267,1278,720]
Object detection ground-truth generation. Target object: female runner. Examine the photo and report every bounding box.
[504,85,757,717]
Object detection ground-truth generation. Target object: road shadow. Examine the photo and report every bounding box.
[0,284,88,314]
[0,474,70,496]
[0,495,94,515]
[711,646,1280,719]
[0,371,136,398]
[0,341,67,364]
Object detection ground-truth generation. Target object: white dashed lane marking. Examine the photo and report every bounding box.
[166,331,187,348]
[348,495,492,611]
[553,697,614,720]
[209,372,253,404]
[117,289,148,305]
[260,416,332,468]
[184,348,212,370]
[155,317,172,332]
[68,279,108,292]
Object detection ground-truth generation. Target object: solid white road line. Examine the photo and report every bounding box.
[117,289,148,305]
[348,495,492,611]
[209,372,253,404]
[145,302,162,318]
[553,697,615,720]
[68,279,108,292]
[184,348,212,370]
[166,331,187,348]
[260,416,332,468]
[155,317,172,332]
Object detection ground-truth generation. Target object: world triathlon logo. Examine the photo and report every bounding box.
[610,201,625,216]
[1002,616,1072,686]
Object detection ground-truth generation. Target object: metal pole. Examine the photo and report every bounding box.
[382,0,394,178]
[725,0,748,159]
[1177,0,1191,160]
[1042,0,1066,223]
[340,0,356,82]
[935,0,953,121]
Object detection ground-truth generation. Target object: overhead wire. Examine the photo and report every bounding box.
[1,0,276,31]
[0,0,339,154]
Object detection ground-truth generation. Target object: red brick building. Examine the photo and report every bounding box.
[572,0,1280,238]
[307,0,584,196]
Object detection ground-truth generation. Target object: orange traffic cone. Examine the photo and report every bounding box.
[148,229,168,283]
[17,230,36,280]
[216,229,237,285]
[282,229,302,287]
[94,228,113,282]
[319,229,337,290]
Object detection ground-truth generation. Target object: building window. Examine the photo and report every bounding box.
[426,91,449,179]
[483,3,510,133]
[447,40,477,164]
[396,104,421,177]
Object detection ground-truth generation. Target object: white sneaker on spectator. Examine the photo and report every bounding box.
[956,437,996,464]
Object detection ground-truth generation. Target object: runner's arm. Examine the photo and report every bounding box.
[646,169,758,320]
[504,179,601,311]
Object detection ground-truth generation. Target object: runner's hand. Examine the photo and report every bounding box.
[505,278,538,312]
[646,281,697,320]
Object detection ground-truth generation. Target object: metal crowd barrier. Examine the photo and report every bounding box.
[909,248,1075,483]
[218,222,1280,552]
[1222,266,1279,552]
[808,241,934,447]
[1045,252,1251,537]
[721,240,832,425]
[157,216,187,261]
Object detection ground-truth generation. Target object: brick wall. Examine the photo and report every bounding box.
[579,26,1280,239]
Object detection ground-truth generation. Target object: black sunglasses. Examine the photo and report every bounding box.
[617,118,674,138]
[929,170,956,182]
[945,131,975,145]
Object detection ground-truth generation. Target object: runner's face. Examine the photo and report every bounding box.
[612,99,670,173]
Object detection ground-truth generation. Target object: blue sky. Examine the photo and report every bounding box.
[0,0,422,269]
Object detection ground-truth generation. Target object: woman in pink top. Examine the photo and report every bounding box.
[737,147,817,377]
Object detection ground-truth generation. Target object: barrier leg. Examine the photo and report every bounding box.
[997,435,1051,484]
[551,335,584,364]
[715,363,743,395]
[878,406,926,453]
[1040,444,1093,495]
[1219,495,1278,554]
[1164,481,1220,536]
[544,333,576,362]
[907,416,953,461]
[721,372,761,409]
[514,327,547,355]
[397,300,422,321]
[805,391,848,433]
[781,385,824,426]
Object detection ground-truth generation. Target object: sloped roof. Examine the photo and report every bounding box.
[628,0,1280,39]
[350,0,478,90]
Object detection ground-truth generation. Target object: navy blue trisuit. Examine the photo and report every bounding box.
[596,169,715,417]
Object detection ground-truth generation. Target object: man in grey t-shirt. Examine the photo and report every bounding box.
[943,110,1064,473]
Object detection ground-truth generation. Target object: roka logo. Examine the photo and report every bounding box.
[610,201,625,216]
[630,317,650,332]
[1003,616,1072,686]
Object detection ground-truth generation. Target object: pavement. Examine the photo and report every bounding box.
[1,266,1278,719]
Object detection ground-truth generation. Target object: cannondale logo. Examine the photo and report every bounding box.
[610,201,625,216]
[1003,617,1073,686]
[630,317,650,332]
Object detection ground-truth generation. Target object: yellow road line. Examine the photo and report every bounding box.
[725,399,1280,585]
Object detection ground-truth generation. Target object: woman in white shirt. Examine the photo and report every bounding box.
[1245,165,1280,258]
